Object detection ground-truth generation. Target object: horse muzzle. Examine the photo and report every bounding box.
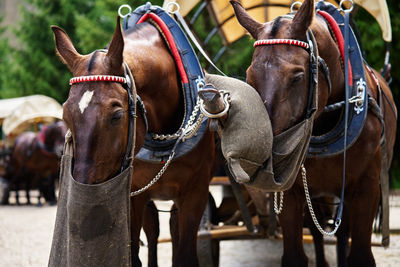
[202,73,317,192]
[48,136,132,266]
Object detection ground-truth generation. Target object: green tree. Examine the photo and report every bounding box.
[0,16,11,98]
[0,0,93,102]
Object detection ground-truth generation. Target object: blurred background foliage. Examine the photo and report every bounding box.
[0,0,398,186]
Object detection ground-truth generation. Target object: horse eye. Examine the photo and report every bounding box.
[111,110,124,124]
[291,73,304,85]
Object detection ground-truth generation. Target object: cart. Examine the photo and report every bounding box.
[0,95,63,204]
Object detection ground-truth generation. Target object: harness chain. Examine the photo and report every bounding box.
[130,151,176,196]
[274,191,284,214]
[301,164,339,235]
[130,98,204,197]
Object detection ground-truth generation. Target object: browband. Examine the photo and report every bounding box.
[254,39,309,50]
[69,75,127,85]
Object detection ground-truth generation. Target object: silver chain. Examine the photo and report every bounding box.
[130,98,204,197]
[151,92,204,141]
[152,132,181,140]
[274,191,284,214]
[302,164,340,235]
[181,98,204,141]
[130,151,175,196]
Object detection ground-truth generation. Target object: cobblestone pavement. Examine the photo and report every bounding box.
[1,190,400,266]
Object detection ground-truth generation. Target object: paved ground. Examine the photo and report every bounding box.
[1,189,400,266]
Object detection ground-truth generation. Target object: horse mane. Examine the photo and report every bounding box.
[124,22,154,37]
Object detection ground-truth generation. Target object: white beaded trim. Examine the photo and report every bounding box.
[69,75,127,85]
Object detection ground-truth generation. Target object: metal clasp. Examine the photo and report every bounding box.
[348,78,366,114]
[195,76,205,91]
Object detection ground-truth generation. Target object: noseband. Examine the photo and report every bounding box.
[69,61,144,172]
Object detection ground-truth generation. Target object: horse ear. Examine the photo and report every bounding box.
[230,1,263,39]
[51,26,82,72]
[105,16,124,73]
[290,0,314,39]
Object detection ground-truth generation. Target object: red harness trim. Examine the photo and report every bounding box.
[365,64,380,88]
[137,13,189,84]
[39,126,47,144]
[69,75,127,85]
[254,39,309,50]
[317,10,353,86]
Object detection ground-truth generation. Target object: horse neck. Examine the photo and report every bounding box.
[124,26,183,135]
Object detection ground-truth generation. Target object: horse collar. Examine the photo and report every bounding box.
[122,3,208,163]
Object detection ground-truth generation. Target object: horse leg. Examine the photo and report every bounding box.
[142,200,159,267]
[25,177,31,205]
[47,174,57,205]
[335,210,350,267]
[173,185,209,267]
[169,204,179,264]
[15,182,20,205]
[346,171,380,267]
[280,186,308,267]
[12,172,22,205]
[131,195,147,267]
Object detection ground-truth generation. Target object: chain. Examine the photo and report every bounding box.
[130,98,205,197]
[302,164,340,236]
[152,132,181,140]
[130,151,175,196]
[181,98,204,141]
[274,191,284,214]
[151,91,204,141]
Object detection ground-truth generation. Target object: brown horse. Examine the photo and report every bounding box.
[51,16,215,266]
[6,120,66,205]
[231,0,397,266]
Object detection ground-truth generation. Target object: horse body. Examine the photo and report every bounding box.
[231,0,396,266]
[6,121,66,204]
[52,18,215,267]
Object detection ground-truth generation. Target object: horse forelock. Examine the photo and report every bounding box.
[270,16,283,38]
[87,50,99,72]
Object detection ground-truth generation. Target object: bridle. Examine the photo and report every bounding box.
[254,31,319,119]
[69,59,146,173]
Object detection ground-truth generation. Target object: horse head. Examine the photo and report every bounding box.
[51,17,140,184]
[231,0,344,135]
[43,121,67,157]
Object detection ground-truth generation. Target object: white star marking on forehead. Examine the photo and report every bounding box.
[78,90,94,114]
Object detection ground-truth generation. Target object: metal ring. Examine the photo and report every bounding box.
[339,0,354,12]
[290,1,303,13]
[118,4,132,18]
[199,94,230,119]
[165,1,180,14]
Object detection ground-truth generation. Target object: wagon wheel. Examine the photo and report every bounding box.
[197,192,220,267]
[0,177,10,205]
